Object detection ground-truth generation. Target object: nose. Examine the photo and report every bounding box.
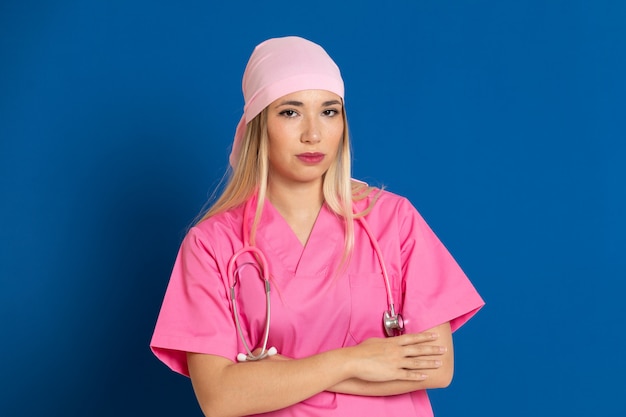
[301,116,321,143]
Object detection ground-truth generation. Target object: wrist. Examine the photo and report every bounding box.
[330,346,357,380]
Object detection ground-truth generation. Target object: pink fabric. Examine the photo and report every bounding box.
[150,189,484,417]
[230,36,345,167]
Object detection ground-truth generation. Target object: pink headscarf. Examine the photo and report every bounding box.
[229,36,345,167]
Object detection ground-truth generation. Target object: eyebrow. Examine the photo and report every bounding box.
[275,99,343,107]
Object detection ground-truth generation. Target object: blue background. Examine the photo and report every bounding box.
[1,0,624,415]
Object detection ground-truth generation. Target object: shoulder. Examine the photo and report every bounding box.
[374,189,412,209]
[355,185,417,217]
[185,204,246,250]
[353,184,432,239]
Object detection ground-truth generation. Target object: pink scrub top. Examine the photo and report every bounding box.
[150,189,484,417]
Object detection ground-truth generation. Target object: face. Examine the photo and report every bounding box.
[265,89,344,189]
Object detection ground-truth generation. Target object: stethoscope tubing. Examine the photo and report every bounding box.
[355,215,399,318]
[228,198,403,361]
[228,255,272,360]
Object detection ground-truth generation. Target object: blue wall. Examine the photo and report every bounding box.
[1,1,624,415]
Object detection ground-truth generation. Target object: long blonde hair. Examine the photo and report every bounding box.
[197,105,381,262]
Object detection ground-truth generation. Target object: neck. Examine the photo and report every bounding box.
[267,179,324,217]
[267,180,324,247]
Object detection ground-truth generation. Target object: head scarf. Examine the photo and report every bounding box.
[229,36,345,167]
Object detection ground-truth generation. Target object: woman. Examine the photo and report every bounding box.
[151,36,484,417]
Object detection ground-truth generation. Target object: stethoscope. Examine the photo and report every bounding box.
[227,199,404,362]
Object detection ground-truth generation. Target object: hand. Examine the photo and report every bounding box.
[348,332,446,382]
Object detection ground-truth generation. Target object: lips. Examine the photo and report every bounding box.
[296,152,325,164]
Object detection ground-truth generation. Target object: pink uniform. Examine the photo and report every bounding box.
[150,189,484,416]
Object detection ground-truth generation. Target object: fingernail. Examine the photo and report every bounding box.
[435,360,442,366]
[439,346,447,353]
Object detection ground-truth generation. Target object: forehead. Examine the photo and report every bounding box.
[271,89,342,106]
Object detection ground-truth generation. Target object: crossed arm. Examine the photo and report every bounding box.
[186,322,453,417]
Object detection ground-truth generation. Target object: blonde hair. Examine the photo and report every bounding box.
[197,105,381,263]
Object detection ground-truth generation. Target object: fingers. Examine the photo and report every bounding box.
[394,333,447,373]
[403,357,443,371]
[350,335,448,382]
[360,332,446,360]
[350,328,452,382]
[395,331,439,346]
[397,342,446,380]
[393,332,446,354]
[403,370,429,381]
[403,343,447,357]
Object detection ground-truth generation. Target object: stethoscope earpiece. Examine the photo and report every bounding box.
[236,346,278,362]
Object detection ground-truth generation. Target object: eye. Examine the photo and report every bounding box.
[279,109,298,118]
[323,109,339,117]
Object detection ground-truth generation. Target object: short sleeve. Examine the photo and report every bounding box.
[398,199,484,333]
[150,227,238,376]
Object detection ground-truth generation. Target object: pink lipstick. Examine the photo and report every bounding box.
[296,152,325,164]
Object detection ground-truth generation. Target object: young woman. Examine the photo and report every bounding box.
[151,36,484,417]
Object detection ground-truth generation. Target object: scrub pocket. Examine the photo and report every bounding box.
[348,272,401,343]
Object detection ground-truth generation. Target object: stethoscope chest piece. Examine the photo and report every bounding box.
[383,310,405,337]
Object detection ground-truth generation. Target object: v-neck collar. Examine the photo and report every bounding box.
[255,198,343,277]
